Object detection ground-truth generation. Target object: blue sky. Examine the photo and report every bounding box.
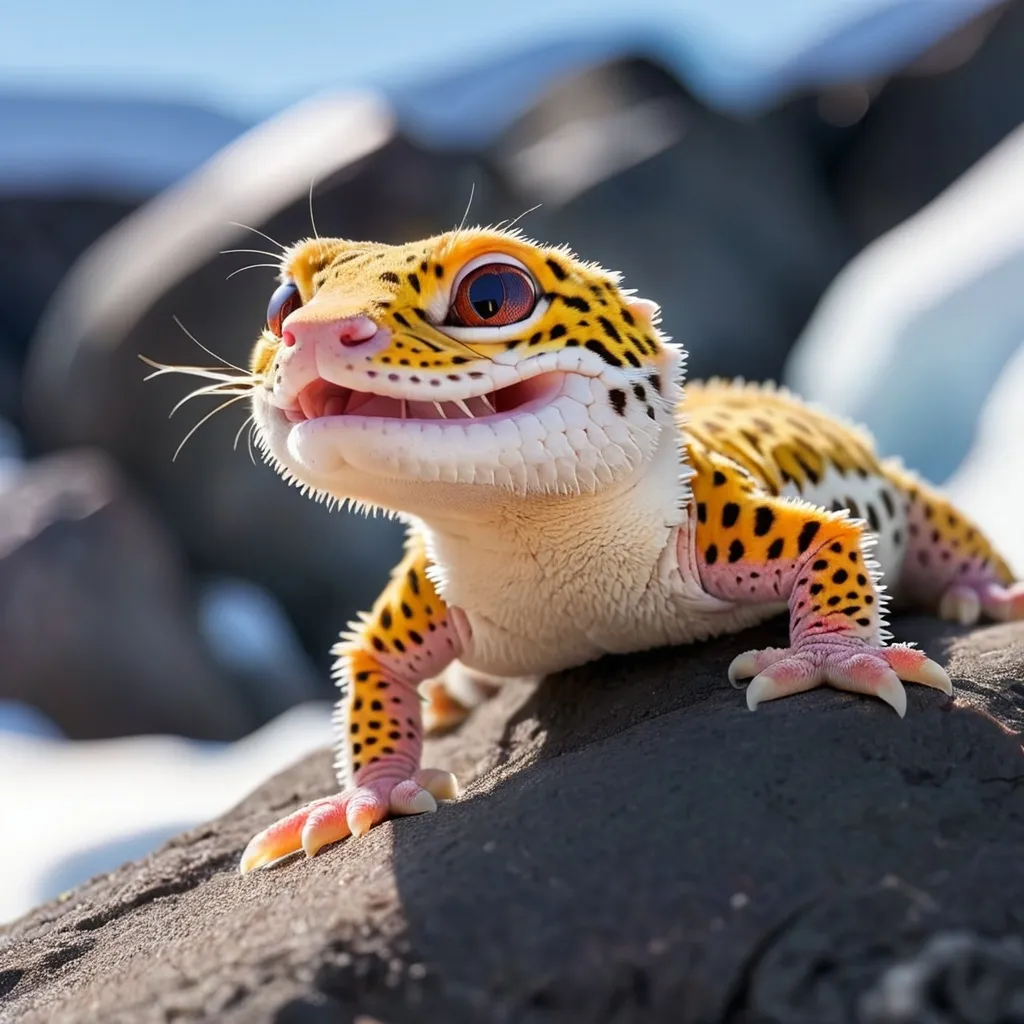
[0,0,977,118]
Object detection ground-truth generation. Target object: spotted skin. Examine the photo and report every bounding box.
[250,233,663,387]
[228,228,1024,873]
[239,532,461,872]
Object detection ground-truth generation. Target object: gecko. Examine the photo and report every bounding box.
[158,227,1023,872]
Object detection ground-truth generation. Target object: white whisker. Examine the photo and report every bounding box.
[220,248,284,261]
[173,393,252,462]
[229,221,286,252]
[233,414,255,451]
[171,317,252,374]
[226,262,280,280]
[170,383,255,418]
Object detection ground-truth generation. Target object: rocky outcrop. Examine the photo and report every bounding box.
[2,616,1023,1023]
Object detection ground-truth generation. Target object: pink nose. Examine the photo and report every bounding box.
[281,315,379,350]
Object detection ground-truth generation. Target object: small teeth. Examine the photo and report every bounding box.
[452,398,475,418]
[479,395,495,414]
[433,402,448,419]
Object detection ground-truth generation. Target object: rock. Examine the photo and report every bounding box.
[490,57,853,384]
[0,448,256,740]
[2,616,1022,1023]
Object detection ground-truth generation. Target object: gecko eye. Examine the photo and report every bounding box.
[446,263,536,328]
[267,280,302,336]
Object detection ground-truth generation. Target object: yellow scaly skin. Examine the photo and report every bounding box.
[205,228,1023,873]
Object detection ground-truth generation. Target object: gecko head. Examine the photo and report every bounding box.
[242,228,682,515]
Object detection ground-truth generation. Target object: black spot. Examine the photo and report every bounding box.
[621,307,635,326]
[549,324,567,340]
[812,559,828,571]
[393,312,410,328]
[849,551,859,563]
[856,573,867,585]
[407,569,420,594]
[400,602,413,619]
[697,502,707,523]
[856,617,872,627]
[797,521,821,553]
[379,271,400,285]
[722,503,740,528]
[407,272,421,293]
[646,406,656,420]
[846,591,858,600]
[364,736,378,746]
[866,504,881,532]
[893,529,903,546]
[380,608,392,630]
[810,583,824,595]
[767,538,784,560]
[409,630,423,645]
[648,373,662,393]
[608,389,627,416]
[924,504,933,520]
[584,339,623,367]
[529,332,542,346]
[351,723,359,734]
[434,264,444,278]
[354,698,363,711]
[545,258,568,281]
[827,596,840,606]
[713,471,727,487]
[562,295,590,313]
[728,540,745,563]
[881,491,896,518]
[754,507,774,536]
[847,498,862,519]
[598,316,621,343]
[830,542,843,553]
[355,672,370,683]
[632,384,647,402]
[865,595,874,604]
[388,730,401,741]
[832,569,849,584]
[705,544,718,565]
[371,636,385,652]
[842,606,861,616]
[393,639,406,654]
[624,350,641,367]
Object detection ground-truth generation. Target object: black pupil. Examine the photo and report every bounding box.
[468,272,505,319]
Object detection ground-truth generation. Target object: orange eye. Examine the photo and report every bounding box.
[267,280,302,336]
[447,263,536,327]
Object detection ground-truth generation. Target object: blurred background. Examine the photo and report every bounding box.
[1,0,1023,921]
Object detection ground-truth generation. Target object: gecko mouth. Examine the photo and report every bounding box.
[284,371,567,424]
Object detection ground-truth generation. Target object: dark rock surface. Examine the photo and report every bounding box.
[0,448,256,740]
[2,616,1023,1023]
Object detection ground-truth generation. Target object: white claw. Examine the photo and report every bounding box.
[912,659,954,695]
[433,402,448,419]
[938,586,981,627]
[391,787,437,816]
[452,398,475,418]
[415,768,460,801]
[875,670,908,718]
[745,673,775,711]
[728,652,759,689]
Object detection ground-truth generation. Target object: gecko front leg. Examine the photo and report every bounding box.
[688,448,952,716]
[240,531,461,872]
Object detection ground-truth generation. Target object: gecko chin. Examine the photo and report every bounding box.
[252,364,667,510]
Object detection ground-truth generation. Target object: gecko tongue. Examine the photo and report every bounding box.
[291,371,566,423]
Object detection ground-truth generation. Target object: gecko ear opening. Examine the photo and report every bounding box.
[627,297,661,326]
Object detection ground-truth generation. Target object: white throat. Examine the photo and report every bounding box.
[416,419,699,677]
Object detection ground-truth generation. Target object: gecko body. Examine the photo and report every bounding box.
[176,227,1023,871]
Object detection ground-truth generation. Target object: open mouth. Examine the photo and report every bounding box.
[285,371,566,423]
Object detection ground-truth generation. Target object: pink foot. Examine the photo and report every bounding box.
[728,637,952,718]
[239,768,459,873]
[939,580,1024,625]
